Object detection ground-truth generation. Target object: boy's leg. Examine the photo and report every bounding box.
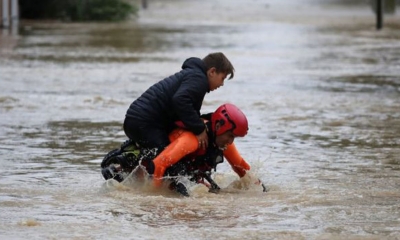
[123,117,170,151]
[123,117,171,175]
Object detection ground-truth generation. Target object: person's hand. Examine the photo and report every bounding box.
[196,129,208,150]
[256,178,269,192]
[240,173,269,193]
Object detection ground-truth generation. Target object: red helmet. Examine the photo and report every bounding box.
[211,103,248,137]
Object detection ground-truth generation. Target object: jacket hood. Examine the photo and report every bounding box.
[181,57,207,74]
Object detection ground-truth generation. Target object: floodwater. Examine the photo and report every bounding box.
[1,0,400,239]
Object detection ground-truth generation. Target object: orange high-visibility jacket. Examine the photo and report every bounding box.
[152,128,250,186]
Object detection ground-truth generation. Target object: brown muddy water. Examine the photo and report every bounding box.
[1,0,400,239]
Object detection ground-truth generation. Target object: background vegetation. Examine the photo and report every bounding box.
[19,0,138,22]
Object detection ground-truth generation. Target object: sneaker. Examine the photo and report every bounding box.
[169,181,190,197]
[101,165,124,182]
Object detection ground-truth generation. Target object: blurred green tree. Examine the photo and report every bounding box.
[19,0,137,21]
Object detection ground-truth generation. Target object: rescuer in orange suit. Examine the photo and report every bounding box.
[142,103,266,196]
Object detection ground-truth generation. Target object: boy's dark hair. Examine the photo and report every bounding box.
[202,52,235,79]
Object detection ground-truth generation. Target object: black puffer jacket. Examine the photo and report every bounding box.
[126,57,209,135]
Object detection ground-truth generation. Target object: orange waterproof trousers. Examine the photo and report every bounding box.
[152,129,250,186]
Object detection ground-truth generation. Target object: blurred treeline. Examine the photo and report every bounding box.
[19,0,138,22]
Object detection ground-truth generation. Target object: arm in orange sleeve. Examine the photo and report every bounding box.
[152,130,199,187]
[223,143,250,178]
